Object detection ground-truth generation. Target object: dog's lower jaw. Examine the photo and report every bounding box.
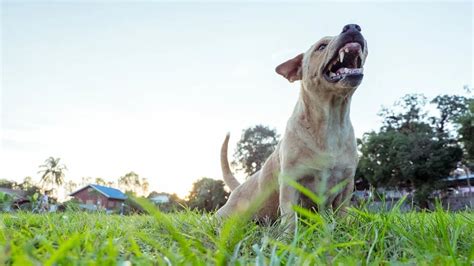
[337,75,364,88]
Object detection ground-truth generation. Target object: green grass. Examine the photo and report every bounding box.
[1,205,473,265]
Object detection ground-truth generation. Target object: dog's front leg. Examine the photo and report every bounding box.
[279,176,299,234]
[332,177,355,216]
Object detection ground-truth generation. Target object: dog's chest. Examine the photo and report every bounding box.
[290,144,358,190]
[301,164,355,184]
[285,137,358,173]
[281,119,358,184]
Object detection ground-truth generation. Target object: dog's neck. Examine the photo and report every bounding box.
[294,83,355,149]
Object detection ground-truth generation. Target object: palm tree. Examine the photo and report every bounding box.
[38,157,67,196]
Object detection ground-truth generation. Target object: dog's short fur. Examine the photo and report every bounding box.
[216,24,368,225]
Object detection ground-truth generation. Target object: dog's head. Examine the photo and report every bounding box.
[276,24,368,93]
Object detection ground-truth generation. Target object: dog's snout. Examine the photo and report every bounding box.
[342,24,361,34]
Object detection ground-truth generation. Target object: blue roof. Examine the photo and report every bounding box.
[444,173,474,182]
[89,184,127,200]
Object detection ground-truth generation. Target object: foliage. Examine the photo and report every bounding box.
[64,180,78,195]
[1,206,473,264]
[79,176,92,187]
[61,198,81,212]
[0,192,13,211]
[123,194,146,214]
[21,186,42,200]
[0,192,13,204]
[141,178,150,196]
[456,92,474,162]
[118,172,148,196]
[0,178,41,197]
[358,129,462,187]
[186,177,229,212]
[38,157,67,196]
[17,177,33,191]
[378,94,428,132]
[0,180,18,189]
[357,94,463,207]
[429,94,468,137]
[94,177,107,186]
[233,124,279,176]
[19,193,41,212]
[0,178,41,211]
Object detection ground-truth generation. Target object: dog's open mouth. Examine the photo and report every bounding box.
[324,42,363,83]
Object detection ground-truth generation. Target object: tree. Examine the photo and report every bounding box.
[378,94,428,133]
[94,177,107,186]
[0,179,18,189]
[456,92,474,162]
[186,177,229,212]
[232,125,279,176]
[429,94,468,137]
[80,176,92,187]
[356,94,463,207]
[118,172,142,195]
[358,128,462,198]
[17,176,42,198]
[38,157,67,196]
[141,178,149,196]
[18,176,34,191]
[64,180,78,195]
[431,89,474,190]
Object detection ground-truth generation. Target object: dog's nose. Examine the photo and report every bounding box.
[342,24,361,33]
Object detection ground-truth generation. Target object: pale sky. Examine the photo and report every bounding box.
[1,1,473,198]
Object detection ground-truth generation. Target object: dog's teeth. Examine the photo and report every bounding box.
[339,51,345,62]
[329,72,336,77]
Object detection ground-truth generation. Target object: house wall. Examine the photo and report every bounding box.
[72,187,124,210]
[441,195,474,211]
[352,194,474,211]
[107,198,124,209]
[150,195,170,204]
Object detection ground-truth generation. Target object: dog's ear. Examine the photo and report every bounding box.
[275,53,304,82]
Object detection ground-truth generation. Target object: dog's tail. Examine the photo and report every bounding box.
[221,133,240,191]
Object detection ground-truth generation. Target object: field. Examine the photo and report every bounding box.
[1,203,474,265]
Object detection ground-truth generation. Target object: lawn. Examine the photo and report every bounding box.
[1,203,473,265]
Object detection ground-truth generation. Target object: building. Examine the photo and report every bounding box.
[147,191,171,204]
[444,173,474,194]
[0,187,27,199]
[69,184,127,211]
[0,188,29,211]
[149,194,170,204]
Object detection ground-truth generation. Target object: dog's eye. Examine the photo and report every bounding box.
[317,44,327,51]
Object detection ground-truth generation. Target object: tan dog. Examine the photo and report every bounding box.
[216,24,368,226]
